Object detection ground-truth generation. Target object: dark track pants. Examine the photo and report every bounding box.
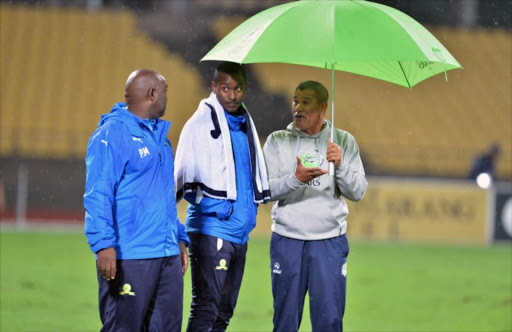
[186,233,247,332]
[270,233,349,332]
[98,255,183,332]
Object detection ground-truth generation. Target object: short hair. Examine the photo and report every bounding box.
[213,62,247,84]
[295,81,328,104]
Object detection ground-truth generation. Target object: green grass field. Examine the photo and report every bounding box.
[1,230,510,332]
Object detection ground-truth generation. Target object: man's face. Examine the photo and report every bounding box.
[149,77,168,119]
[292,89,327,135]
[211,72,247,113]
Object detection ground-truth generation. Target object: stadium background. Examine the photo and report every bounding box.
[0,1,511,331]
[0,1,511,241]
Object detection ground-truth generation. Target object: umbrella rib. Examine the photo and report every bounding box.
[398,61,412,88]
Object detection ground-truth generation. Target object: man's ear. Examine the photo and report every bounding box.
[147,88,156,101]
[321,101,328,112]
[211,81,217,93]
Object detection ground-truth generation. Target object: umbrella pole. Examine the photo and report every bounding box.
[329,63,335,175]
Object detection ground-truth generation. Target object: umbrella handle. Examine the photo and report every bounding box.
[328,124,335,175]
[329,161,335,175]
[329,63,335,176]
[328,116,335,175]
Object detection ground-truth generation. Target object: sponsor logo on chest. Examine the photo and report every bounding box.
[133,136,150,159]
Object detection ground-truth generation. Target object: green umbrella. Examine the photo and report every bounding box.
[201,0,462,173]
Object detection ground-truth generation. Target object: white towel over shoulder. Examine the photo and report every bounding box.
[175,93,270,203]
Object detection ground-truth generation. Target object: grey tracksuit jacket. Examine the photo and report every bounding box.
[262,120,367,240]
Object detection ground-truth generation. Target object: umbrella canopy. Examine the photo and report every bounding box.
[201,0,462,88]
[201,0,462,173]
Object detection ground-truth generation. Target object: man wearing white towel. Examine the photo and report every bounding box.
[174,62,270,331]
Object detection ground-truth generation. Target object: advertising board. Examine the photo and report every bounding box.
[346,178,490,244]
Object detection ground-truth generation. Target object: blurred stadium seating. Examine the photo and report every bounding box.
[0,2,510,221]
[0,4,205,160]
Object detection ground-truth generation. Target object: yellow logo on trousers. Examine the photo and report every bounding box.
[119,283,135,296]
[215,259,228,270]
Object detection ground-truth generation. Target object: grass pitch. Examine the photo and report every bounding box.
[0,230,510,332]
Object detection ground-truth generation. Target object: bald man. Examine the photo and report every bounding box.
[84,69,190,332]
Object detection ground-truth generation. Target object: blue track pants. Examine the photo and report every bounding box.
[270,233,349,332]
[97,255,183,332]
[186,233,247,332]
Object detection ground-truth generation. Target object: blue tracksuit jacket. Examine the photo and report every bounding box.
[184,111,257,245]
[84,103,189,259]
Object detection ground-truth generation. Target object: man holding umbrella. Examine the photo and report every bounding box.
[263,80,367,331]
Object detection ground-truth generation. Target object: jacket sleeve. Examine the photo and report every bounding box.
[177,221,190,246]
[166,135,191,247]
[334,132,367,202]
[262,134,303,201]
[83,123,127,254]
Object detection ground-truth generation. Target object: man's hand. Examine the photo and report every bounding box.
[295,156,328,183]
[179,242,189,276]
[97,247,117,281]
[326,139,342,167]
